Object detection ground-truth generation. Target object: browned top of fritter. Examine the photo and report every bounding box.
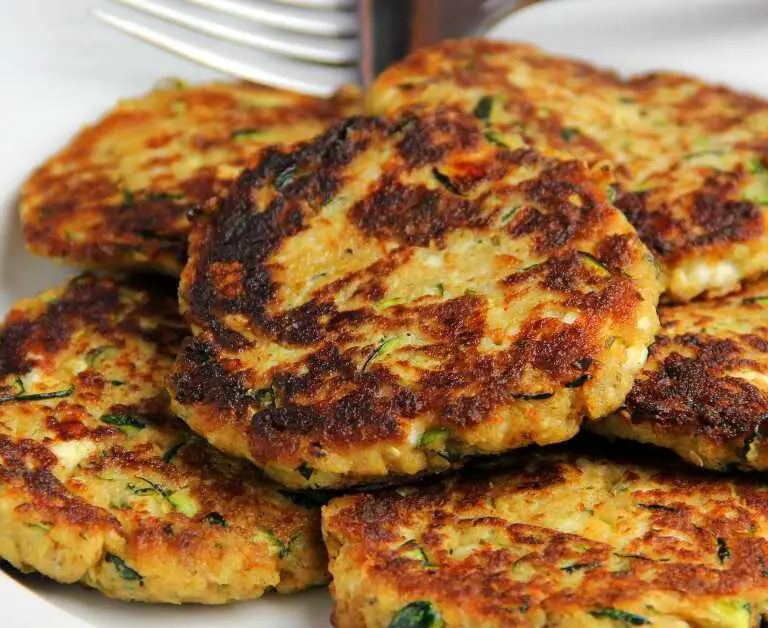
[371,39,768,301]
[170,107,660,488]
[323,445,768,627]
[596,276,768,471]
[20,82,360,274]
[0,275,326,602]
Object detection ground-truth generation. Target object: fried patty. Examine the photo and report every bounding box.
[170,107,662,489]
[20,81,360,274]
[323,444,768,628]
[0,275,327,604]
[593,276,768,472]
[370,39,768,302]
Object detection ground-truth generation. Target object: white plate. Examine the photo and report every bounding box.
[1,0,767,626]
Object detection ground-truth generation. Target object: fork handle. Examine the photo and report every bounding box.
[359,0,532,84]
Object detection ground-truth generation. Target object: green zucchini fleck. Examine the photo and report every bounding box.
[105,553,142,582]
[390,115,418,135]
[85,345,118,368]
[683,149,724,160]
[400,542,437,568]
[230,128,262,139]
[101,413,147,430]
[378,296,405,309]
[418,428,451,449]
[389,601,444,628]
[565,374,591,389]
[561,127,580,142]
[472,96,494,123]
[146,191,184,202]
[606,185,620,204]
[561,561,600,573]
[417,429,460,462]
[127,477,171,499]
[275,164,298,189]
[500,207,520,224]
[25,522,51,532]
[122,189,135,208]
[168,489,199,517]
[613,552,656,562]
[204,512,227,526]
[257,527,289,558]
[749,158,767,174]
[361,337,400,372]
[717,537,731,563]
[162,440,187,463]
[638,503,677,513]
[743,296,768,305]
[10,377,25,395]
[432,168,461,195]
[578,251,612,277]
[297,462,314,480]
[590,609,650,625]
[434,283,445,298]
[0,385,75,405]
[512,391,554,401]
[248,386,276,408]
[484,130,509,148]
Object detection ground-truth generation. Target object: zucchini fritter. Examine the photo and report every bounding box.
[371,39,768,302]
[20,81,360,274]
[594,276,768,472]
[323,445,768,628]
[0,275,327,604]
[170,107,662,489]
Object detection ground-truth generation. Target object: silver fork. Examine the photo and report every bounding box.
[92,0,534,96]
[93,0,362,96]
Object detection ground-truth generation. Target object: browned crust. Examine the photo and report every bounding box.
[596,277,768,470]
[323,445,768,626]
[0,275,327,602]
[171,107,660,488]
[370,38,768,301]
[20,82,360,274]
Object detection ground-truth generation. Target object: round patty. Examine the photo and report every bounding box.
[323,444,768,628]
[20,81,360,275]
[0,275,327,604]
[370,38,768,302]
[170,107,662,489]
[593,275,768,472]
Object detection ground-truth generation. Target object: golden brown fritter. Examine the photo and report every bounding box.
[370,39,768,302]
[169,107,662,490]
[593,276,768,472]
[0,275,327,604]
[323,444,768,628]
[20,81,360,274]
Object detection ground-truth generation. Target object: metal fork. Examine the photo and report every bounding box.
[92,0,534,96]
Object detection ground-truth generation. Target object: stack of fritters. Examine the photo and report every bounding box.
[3,37,768,626]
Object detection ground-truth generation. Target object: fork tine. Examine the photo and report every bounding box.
[112,0,360,64]
[91,8,356,96]
[184,0,359,38]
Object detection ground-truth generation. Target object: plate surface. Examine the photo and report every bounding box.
[1,0,767,626]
